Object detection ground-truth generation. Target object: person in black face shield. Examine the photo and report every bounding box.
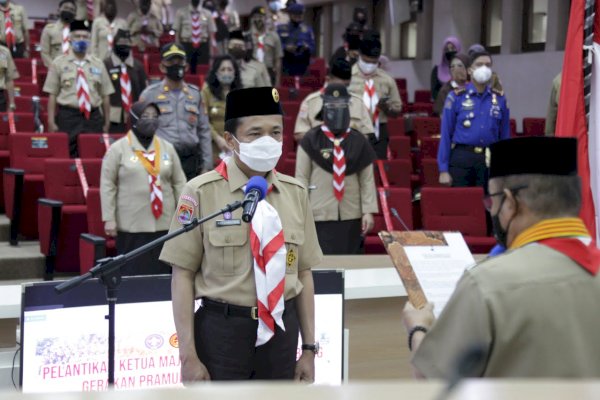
[103,29,148,132]
[296,83,379,255]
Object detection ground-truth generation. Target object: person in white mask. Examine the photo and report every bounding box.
[160,87,323,382]
[437,50,510,188]
[348,30,402,159]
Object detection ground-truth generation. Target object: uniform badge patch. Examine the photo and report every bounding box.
[272,88,280,103]
[179,194,198,207]
[177,204,194,224]
[286,248,297,270]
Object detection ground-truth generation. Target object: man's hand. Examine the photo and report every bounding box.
[377,97,390,112]
[439,172,452,186]
[362,213,374,235]
[294,352,315,383]
[181,356,211,383]
[402,301,435,332]
[104,221,117,237]
[48,120,58,132]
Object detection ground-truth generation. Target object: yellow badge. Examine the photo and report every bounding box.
[157,94,166,100]
[322,151,330,159]
[111,73,118,81]
[286,248,297,268]
[333,139,340,146]
[130,155,139,163]
[333,90,339,98]
[272,88,280,103]
[492,93,498,105]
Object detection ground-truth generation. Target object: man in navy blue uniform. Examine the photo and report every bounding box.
[277,3,314,78]
[437,51,509,187]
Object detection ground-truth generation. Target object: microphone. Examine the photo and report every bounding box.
[434,344,488,400]
[242,176,268,223]
[390,207,411,231]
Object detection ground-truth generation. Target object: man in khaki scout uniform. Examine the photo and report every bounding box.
[227,30,271,88]
[296,83,377,254]
[90,0,128,60]
[0,43,18,111]
[160,87,322,382]
[44,19,114,157]
[75,0,102,22]
[0,0,29,58]
[248,6,282,87]
[127,0,163,52]
[139,42,212,180]
[403,136,600,378]
[41,0,77,68]
[348,31,402,159]
[173,0,215,73]
[295,57,373,143]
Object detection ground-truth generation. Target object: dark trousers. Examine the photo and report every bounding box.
[448,145,487,187]
[316,219,363,255]
[368,123,389,160]
[175,146,202,181]
[194,298,299,380]
[183,41,209,74]
[1,41,25,58]
[116,231,171,276]
[0,89,6,112]
[109,122,128,133]
[57,106,104,157]
[267,67,276,86]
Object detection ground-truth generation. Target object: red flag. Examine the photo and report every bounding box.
[555,0,600,239]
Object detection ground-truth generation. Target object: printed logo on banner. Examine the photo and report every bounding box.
[145,334,164,350]
[169,333,179,348]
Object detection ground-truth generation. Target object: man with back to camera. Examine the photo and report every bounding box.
[160,86,323,381]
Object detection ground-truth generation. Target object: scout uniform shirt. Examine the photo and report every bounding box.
[101,133,187,232]
[413,218,600,378]
[295,90,374,137]
[90,16,128,60]
[200,83,226,160]
[437,83,510,173]
[127,10,163,51]
[0,2,27,47]
[348,63,402,125]
[104,53,148,124]
[240,59,271,88]
[75,0,102,21]
[40,20,71,68]
[249,27,282,70]
[159,157,323,307]
[173,5,215,44]
[43,50,114,109]
[0,44,18,89]
[139,80,213,170]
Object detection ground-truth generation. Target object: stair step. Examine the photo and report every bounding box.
[0,242,45,281]
[0,215,9,243]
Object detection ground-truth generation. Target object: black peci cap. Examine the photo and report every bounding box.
[489,137,578,178]
[360,34,382,58]
[329,57,352,80]
[229,30,244,41]
[70,19,90,32]
[225,87,283,121]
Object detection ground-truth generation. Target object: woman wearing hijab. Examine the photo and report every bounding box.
[433,53,470,116]
[100,100,187,275]
[430,36,462,103]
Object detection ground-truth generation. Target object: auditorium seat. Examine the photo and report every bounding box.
[375,159,412,187]
[184,74,205,88]
[14,82,40,97]
[420,158,442,187]
[78,133,124,159]
[80,188,117,275]
[282,101,301,118]
[277,86,312,102]
[522,117,546,137]
[14,96,48,112]
[420,187,496,254]
[412,116,441,147]
[410,102,434,116]
[3,133,69,244]
[0,128,7,211]
[14,58,37,79]
[275,157,296,177]
[395,78,407,92]
[0,112,36,133]
[386,117,405,137]
[388,136,410,160]
[399,89,408,110]
[510,118,517,137]
[414,89,432,103]
[421,137,440,158]
[38,158,102,278]
[365,187,413,254]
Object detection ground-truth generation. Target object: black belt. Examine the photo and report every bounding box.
[452,143,487,154]
[58,105,99,113]
[201,298,259,320]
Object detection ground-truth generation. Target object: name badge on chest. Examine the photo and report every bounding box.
[216,219,242,227]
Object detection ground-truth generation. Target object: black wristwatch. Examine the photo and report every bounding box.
[301,342,320,354]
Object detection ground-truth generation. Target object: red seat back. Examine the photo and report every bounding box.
[522,117,546,137]
[414,90,432,103]
[0,112,36,132]
[86,188,107,237]
[386,117,405,136]
[510,118,517,137]
[420,158,441,187]
[14,82,40,96]
[378,187,413,230]
[420,187,487,236]
[78,134,124,159]
[376,159,411,187]
[43,158,102,205]
[282,101,301,118]
[14,96,48,113]
[395,78,407,91]
[421,137,440,158]
[9,133,69,172]
[388,136,410,160]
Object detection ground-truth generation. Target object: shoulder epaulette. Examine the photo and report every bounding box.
[188,170,224,189]
[491,87,504,96]
[276,173,307,190]
[454,87,466,96]
[186,83,200,91]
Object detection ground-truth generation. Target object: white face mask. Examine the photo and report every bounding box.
[472,65,492,84]
[233,135,282,172]
[358,58,378,75]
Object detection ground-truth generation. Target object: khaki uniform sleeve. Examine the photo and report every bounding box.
[298,185,323,271]
[159,184,204,271]
[20,6,29,41]
[6,51,18,81]
[99,63,115,96]
[412,271,492,379]
[91,19,100,58]
[100,143,120,222]
[207,10,216,34]
[40,26,53,68]
[294,146,311,188]
[272,32,283,59]
[386,76,402,112]
[43,61,61,96]
[258,63,271,86]
[358,164,378,214]
[294,97,312,135]
[172,9,182,36]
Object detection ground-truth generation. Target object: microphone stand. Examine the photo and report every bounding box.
[54,200,243,387]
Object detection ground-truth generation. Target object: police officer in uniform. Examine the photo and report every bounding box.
[41,0,77,68]
[173,0,216,73]
[103,29,147,132]
[295,57,373,143]
[0,0,29,58]
[139,42,212,180]
[160,87,322,381]
[437,51,509,188]
[248,6,282,87]
[127,0,163,52]
[44,19,114,157]
[295,84,377,254]
[404,136,600,378]
[277,4,314,79]
[227,30,271,88]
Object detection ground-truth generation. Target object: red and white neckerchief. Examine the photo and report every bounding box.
[363,78,380,139]
[191,12,201,48]
[120,64,132,115]
[215,161,286,346]
[128,132,163,219]
[86,0,94,21]
[106,21,116,53]
[3,9,14,51]
[61,24,70,54]
[75,61,91,119]
[255,33,265,62]
[321,125,349,202]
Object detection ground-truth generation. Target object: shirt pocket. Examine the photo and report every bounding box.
[284,228,304,274]
[207,227,249,276]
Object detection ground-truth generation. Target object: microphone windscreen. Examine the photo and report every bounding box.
[245,176,268,201]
